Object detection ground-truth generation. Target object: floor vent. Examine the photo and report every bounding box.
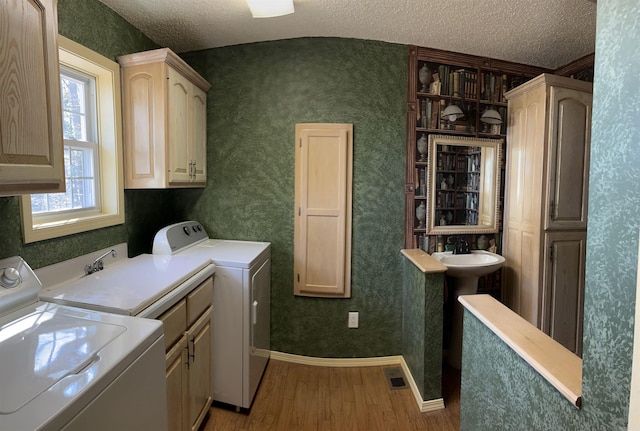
[383,367,408,390]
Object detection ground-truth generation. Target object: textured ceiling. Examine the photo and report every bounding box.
[96,0,597,69]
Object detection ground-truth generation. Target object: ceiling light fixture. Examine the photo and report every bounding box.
[246,0,294,18]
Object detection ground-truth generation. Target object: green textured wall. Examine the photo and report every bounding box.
[460,0,639,428]
[402,258,444,400]
[0,0,166,266]
[180,39,407,357]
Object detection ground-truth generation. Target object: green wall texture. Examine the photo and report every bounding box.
[402,258,444,401]
[180,39,408,357]
[460,0,640,428]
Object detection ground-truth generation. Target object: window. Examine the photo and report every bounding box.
[21,36,124,243]
[31,67,99,217]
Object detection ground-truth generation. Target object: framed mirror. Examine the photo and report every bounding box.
[426,134,503,235]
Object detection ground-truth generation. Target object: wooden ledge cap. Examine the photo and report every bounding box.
[401,249,447,274]
[459,294,582,408]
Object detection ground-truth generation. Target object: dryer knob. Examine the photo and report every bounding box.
[1,267,21,288]
[183,226,191,236]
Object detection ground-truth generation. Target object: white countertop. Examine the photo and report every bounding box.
[39,254,214,317]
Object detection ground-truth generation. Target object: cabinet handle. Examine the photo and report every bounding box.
[252,300,258,325]
[189,336,196,363]
[549,200,555,219]
[185,343,191,369]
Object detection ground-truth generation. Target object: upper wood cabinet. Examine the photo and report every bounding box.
[118,48,211,189]
[0,0,65,196]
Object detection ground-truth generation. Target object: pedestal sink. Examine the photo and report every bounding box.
[431,250,505,368]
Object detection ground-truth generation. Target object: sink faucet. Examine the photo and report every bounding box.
[84,249,117,275]
[453,238,470,255]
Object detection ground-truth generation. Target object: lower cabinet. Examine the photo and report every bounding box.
[542,231,586,356]
[166,336,189,430]
[160,277,213,431]
[187,312,212,431]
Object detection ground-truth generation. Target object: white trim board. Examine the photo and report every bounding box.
[270,351,445,413]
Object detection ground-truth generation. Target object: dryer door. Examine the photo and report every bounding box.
[248,258,271,404]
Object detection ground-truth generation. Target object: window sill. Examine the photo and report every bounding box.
[22,211,124,243]
[459,294,582,408]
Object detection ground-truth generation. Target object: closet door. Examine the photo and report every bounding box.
[294,123,353,297]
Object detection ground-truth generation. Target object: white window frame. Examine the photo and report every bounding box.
[20,35,125,243]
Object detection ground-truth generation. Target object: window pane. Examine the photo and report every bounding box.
[62,111,86,141]
[31,67,100,217]
[31,144,97,214]
[60,74,88,141]
[70,148,85,178]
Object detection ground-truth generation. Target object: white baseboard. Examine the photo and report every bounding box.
[270,351,403,367]
[270,351,445,413]
[398,357,445,413]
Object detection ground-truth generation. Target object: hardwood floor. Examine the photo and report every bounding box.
[201,359,460,431]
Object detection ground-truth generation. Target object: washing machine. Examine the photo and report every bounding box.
[153,220,270,409]
[0,256,167,431]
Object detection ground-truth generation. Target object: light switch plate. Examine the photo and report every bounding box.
[348,311,359,328]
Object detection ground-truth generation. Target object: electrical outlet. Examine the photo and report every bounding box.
[348,311,359,328]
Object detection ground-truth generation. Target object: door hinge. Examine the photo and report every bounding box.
[298,207,301,216]
[549,200,555,219]
[299,138,302,147]
[297,273,300,283]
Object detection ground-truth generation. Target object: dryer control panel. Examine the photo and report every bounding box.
[152,221,210,254]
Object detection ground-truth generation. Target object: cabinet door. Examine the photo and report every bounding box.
[188,308,212,431]
[0,0,64,195]
[503,87,546,326]
[294,123,353,297]
[545,86,592,230]
[542,231,586,356]
[168,67,192,184]
[190,85,207,184]
[121,61,167,189]
[166,336,189,431]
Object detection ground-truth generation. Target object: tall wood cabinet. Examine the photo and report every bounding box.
[0,0,65,195]
[118,48,211,189]
[502,74,592,356]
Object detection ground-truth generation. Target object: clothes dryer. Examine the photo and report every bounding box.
[153,221,271,409]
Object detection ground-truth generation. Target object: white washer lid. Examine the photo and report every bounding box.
[39,254,212,316]
[0,302,162,431]
[0,306,125,413]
